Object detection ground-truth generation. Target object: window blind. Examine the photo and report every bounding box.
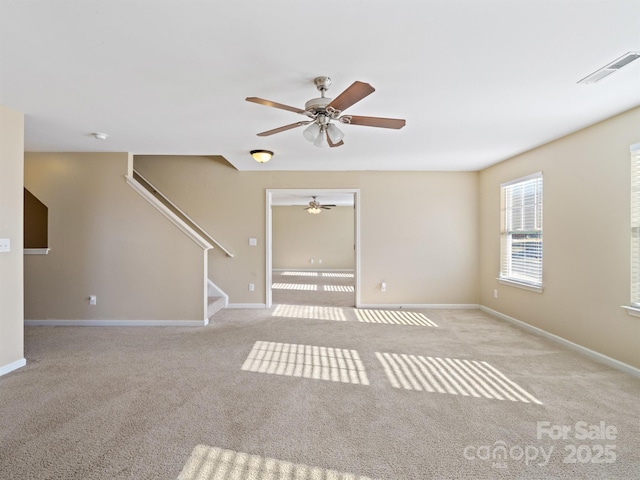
[631,148,640,306]
[500,173,543,287]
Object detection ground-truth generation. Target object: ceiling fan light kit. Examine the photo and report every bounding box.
[305,196,336,214]
[250,149,273,163]
[246,76,406,148]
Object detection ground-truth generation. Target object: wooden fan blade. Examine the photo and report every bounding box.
[326,81,375,112]
[246,97,305,114]
[346,115,406,129]
[257,121,310,137]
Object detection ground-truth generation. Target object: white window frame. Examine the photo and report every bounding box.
[625,144,640,316]
[498,172,543,292]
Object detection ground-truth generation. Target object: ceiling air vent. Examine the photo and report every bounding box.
[577,51,640,84]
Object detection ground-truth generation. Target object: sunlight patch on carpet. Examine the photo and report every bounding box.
[375,352,542,404]
[355,309,437,327]
[272,304,347,321]
[272,283,318,291]
[280,271,318,276]
[242,341,369,385]
[323,285,355,292]
[178,445,376,480]
[322,272,354,278]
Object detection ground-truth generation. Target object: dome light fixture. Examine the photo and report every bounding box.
[250,149,273,163]
[93,132,108,140]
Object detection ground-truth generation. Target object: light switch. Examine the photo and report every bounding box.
[0,238,10,253]
[248,238,257,246]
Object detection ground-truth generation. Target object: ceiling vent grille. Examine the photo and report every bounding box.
[578,51,640,84]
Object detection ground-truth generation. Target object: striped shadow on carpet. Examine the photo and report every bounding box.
[272,284,355,292]
[375,352,542,404]
[272,304,347,321]
[355,309,437,327]
[272,283,318,291]
[178,445,376,480]
[241,341,370,385]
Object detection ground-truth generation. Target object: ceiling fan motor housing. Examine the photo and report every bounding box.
[305,97,332,114]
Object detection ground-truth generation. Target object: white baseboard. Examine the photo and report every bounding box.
[0,358,26,377]
[25,319,208,327]
[357,303,480,310]
[227,303,267,309]
[272,269,354,273]
[480,306,640,379]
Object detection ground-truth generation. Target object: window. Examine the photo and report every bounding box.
[630,146,640,307]
[500,173,543,289]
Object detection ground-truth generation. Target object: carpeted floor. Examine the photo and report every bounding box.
[1,272,639,479]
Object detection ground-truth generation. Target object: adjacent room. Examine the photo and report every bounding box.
[1,1,639,479]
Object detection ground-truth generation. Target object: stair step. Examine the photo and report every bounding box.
[207,296,226,318]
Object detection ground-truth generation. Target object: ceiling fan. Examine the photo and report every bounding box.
[305,196,336,214]
[246,76,406,148]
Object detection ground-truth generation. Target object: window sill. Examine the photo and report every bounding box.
[621,306,640,318]
[24,248,50,255]
[497,278,544,293]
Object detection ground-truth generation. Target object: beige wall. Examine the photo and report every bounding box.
[272,206,354,270]
[0,105,24,374]
[24,153,206,322]
[479,107,640,369]
[134,156,480,306]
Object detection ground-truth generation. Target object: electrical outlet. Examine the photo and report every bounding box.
[89,295,97,305]
[248,283,255,292]
[0,238,10,253]
[318,259,322,264]
[494,289,498,298]
[381,282,387,292]
[310,258,314,264]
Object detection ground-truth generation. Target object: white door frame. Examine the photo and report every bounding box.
[265,188,361,308]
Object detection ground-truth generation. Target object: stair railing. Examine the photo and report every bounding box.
[131,170,234,257]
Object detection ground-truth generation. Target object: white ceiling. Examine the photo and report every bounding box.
[1,0,639,172]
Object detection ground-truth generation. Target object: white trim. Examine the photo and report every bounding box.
[125,175,213,250]
[630,143,640,153]
[266,188,361,309]
[621,305,640,317]
[266,191,273,308]
[358,304,480,310]
[25,319,208,327]
[24,248,50,255]
[480,306,640,379]
[272,268,355,273]
[0,358,26,377]
[354,190,361,308]
[498,278,544,293]
[227,303,268,309]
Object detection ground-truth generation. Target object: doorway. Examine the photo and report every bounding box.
[266,189,360,308]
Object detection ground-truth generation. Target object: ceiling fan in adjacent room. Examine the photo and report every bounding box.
[246,77,406,148]
[305,196,336,214]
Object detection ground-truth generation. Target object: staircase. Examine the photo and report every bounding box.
[207,279,228,319]
[126,165,231,323]
[207,296,226,318]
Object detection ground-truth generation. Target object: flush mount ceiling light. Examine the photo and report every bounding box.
[250,149,273,163]
[246,76,405,148]
[578,51,640,84]
[92,132,108,140]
